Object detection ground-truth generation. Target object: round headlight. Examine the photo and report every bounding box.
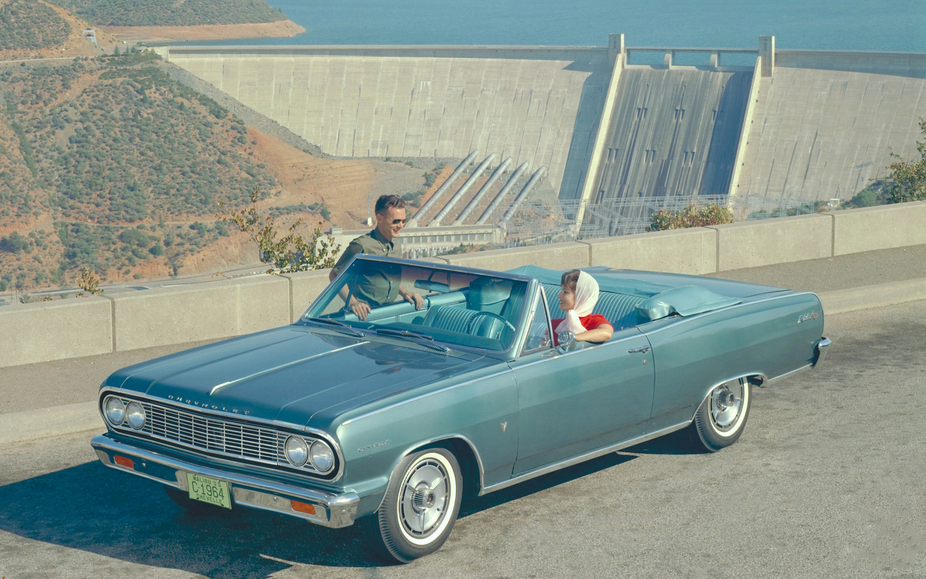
[310,440,335,473]
[284,436,309,466]
[125,401,146,430]
[103,396,126,425]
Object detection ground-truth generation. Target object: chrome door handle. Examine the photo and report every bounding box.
[628,346,650,354]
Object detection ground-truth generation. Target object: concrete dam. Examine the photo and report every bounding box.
[159,36,926,238]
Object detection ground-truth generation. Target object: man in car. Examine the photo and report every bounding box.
[328,195,424,319]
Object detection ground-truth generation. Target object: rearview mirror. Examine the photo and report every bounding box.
[414,279,449,293]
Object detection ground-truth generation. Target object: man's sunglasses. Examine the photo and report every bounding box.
[390,218,409,225]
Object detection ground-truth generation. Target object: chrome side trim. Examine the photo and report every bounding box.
[509,330,645,371]
[765,363,813,384]
[640,291,823,337]
[92,435,359,528]
[480,421,691,495]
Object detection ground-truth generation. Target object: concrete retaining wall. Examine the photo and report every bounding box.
[2,202,924,368]
[833,202,926,255]
[1,298,113,367]
[432,241,590,271]
[711,214,834,271]
[584,228,718,274]
[110,275,291,351]
[281,270,332,321]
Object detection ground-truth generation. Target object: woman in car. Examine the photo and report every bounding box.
[552,269,614,345]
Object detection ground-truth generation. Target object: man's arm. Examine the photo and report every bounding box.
[328,242,372,319]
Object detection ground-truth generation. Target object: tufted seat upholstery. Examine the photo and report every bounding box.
[422,304,510,340]
[422,305,479,333]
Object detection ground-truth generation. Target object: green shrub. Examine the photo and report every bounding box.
[648,203,734,232]
[219,188,340,274]
[0,232,30,254]
[885,118,926,203]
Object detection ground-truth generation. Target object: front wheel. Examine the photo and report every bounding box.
[689,378,751,452]
[367,447,463,562]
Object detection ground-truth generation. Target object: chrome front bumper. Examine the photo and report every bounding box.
[91,434,359,528]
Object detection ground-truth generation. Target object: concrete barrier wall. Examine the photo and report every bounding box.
[833,202,926,255]
[111,276,291,351]
[584,228,717,274]
[1,202,924,368]
[431,241,591,271]
[281,270,332,321]
[1,298,113,367]
[711,214,834,271]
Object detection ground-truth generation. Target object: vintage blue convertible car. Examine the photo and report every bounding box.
[91,256,830,561]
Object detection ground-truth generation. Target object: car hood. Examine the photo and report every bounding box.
[103,325,489,429]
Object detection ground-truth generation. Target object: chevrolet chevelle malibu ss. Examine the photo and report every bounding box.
[91,256,830,562]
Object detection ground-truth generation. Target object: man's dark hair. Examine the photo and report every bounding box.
[375,194,406,215]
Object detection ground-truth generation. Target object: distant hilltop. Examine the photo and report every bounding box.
[43,0,304,43]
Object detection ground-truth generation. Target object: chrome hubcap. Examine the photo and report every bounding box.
[711,383,742,431]
[399,459,448,537]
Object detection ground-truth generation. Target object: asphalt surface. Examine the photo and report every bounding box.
[1,244,925,444]
[0,300,924,578]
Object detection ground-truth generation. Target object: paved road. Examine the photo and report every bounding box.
[1,301,924,578]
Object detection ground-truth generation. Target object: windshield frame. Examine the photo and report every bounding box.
[300,255,540,357]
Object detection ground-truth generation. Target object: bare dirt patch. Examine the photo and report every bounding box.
[101,20,304,44]
[248,129,429,228]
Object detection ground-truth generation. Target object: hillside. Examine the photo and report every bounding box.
[0,51,284,292]
[45,0,287,27]
[0,51,433,295]
[0,0,70,51]
[0,0,114,60]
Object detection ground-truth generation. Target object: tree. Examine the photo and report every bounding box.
[886,118,926,203]
[219,188,340,274]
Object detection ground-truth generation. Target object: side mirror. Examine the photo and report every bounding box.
[557,330,577,353]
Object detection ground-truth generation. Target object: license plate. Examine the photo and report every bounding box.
[186,473,232,509]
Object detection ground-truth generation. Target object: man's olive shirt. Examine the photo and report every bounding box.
[331,228,403,306]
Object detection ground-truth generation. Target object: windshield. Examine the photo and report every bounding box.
[304,257,530,351]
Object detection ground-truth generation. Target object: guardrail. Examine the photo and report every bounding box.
[624,46,758,69]
[2,201,924,368]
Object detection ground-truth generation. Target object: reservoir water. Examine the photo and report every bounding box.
[196,0,925,53]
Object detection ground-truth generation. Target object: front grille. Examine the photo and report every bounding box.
[139,402,286,465]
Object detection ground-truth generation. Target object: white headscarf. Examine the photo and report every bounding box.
[555,270,599,335]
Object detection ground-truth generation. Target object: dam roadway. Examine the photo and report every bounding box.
[1,246,925,577]
[1,295,924,578]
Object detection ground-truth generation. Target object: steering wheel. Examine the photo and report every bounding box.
[466,311,516,336]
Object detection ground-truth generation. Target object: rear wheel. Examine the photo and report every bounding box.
[690,378,751,452]
[367,447,462,562]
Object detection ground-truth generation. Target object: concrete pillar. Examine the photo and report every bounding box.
[664,50,675,69]
[608,33,625,63]
[760,35,775,77]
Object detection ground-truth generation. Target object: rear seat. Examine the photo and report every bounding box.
[543,283,646,330]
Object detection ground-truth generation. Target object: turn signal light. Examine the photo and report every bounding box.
[114,455,134,469]
[291,500,316,515]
